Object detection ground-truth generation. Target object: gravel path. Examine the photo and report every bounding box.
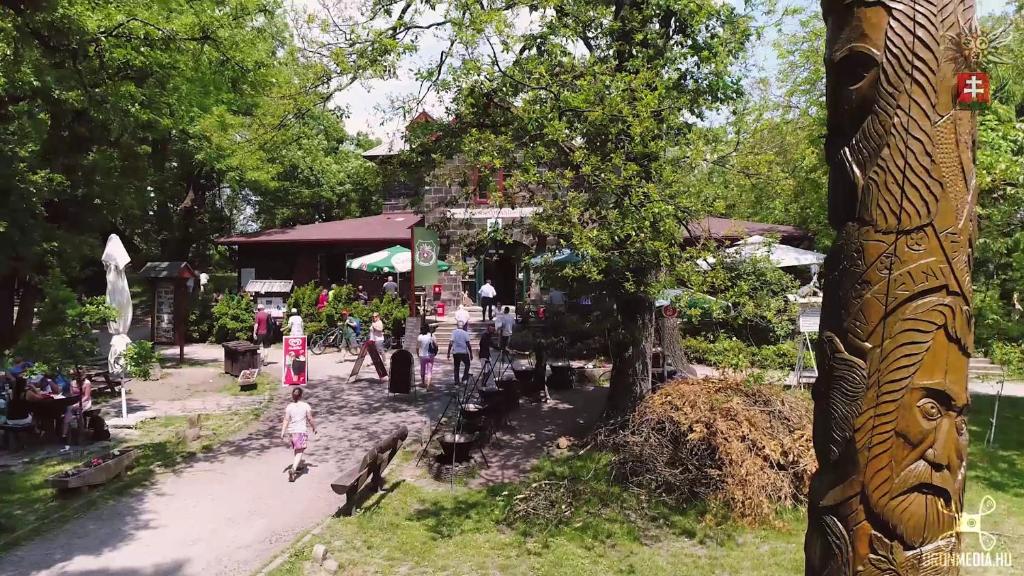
[1,346,449,576]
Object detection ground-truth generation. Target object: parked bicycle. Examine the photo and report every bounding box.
[309,325,395,356]
[310,323,361,355]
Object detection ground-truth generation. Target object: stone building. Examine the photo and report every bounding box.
[363,115,541,311]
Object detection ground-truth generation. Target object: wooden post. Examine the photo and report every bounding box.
[409,225,417,316]
[806,0,976,572]
[175,280,186,364]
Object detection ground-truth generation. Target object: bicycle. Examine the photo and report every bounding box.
[309,323,362,355]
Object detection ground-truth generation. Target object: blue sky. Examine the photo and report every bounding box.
[297,0,1013,140]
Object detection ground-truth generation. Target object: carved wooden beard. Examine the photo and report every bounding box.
[807,0,977,572]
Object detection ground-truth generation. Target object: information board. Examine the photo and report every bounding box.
[404,317,422,355]
[348,341,389,381]
[154,283,175,343]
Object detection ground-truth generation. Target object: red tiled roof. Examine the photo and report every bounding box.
[216,212,422,245]
[685,216,809,244]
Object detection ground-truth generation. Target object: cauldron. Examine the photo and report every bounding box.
[460,403,485,422]
[479,387,505,408]
[496,378,520,410]
[439,433,477,462]
[547,363,574,390]
[512,367,534,383]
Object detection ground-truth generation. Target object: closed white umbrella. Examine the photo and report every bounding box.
[101,234,132,419]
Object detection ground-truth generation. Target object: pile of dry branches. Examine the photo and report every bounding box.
[601,376,815,524]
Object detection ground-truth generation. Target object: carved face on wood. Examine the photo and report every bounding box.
[870,330,969,549]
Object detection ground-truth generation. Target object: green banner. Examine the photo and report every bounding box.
[413,227,439,287]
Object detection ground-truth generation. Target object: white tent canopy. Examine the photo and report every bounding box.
[698,235,825,270]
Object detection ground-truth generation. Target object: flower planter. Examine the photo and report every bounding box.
[48,448,137,492]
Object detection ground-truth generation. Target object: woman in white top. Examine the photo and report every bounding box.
[416,324,437,389]
[370,312,386,351]
[280,387,316,482]
[287,308,304,337]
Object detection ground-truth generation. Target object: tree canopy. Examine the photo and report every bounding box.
[306,0,755,414]
[0,0,380,348]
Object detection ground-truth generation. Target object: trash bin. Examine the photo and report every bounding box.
[223,341,259,376]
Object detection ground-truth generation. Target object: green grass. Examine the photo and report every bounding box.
[960,394,1024,575]
[264,394,1024,576]
[266,452,806,576]
[220,372,275,397]
[0,408,263,552]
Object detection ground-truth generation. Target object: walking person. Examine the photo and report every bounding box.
[447,322,473,385]
[280,387,317,482]
[478,279,497,321]
[253,304,272,366]
[454,304,471,328]
[416,324,438,389]
[287,308,304,337]
[496,306,515,350]
[478,324,496,386]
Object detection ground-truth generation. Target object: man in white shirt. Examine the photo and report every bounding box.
[454,304,471,328]
[496,306,515,350]
[287,308,304,337]
[478,280,497,321]
[447,322,473,384]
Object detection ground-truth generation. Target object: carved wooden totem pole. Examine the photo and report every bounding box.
[806,0,978,572]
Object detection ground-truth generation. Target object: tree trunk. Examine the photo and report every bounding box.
[605,291,654,420]
[11,279,40,347]
[0,273,15,350]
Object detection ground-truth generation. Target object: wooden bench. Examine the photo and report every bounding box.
[331,426,408,516]
[81,360,123,395]
[1,423,35,450]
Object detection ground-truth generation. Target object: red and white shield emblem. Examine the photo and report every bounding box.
[957,72,990,108]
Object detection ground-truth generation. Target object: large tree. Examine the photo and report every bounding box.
[0,0,380,349]
[307,0,754,416]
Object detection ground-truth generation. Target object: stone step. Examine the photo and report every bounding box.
[970,357,995,366]
[969,366,1006,376]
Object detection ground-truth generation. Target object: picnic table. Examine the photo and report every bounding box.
[26,395,81,437]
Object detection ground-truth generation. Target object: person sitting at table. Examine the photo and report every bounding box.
[61,371,92,448]
[54,372,72,395]
[4,377,36,427]
[28,374,60,395]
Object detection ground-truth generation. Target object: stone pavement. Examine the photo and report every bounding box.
[0,345,454,576]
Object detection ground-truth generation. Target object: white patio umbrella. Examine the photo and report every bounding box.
[697,235,825,270]
[102,234,132,419]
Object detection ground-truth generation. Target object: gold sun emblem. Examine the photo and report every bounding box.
[946,17,1011,72]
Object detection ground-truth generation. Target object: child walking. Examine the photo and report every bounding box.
[280,387,316,482]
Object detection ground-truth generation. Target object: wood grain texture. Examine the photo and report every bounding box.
[807,0,977,572]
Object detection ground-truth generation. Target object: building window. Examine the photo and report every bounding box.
[471,168,508,205]
[472,169,489,205]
